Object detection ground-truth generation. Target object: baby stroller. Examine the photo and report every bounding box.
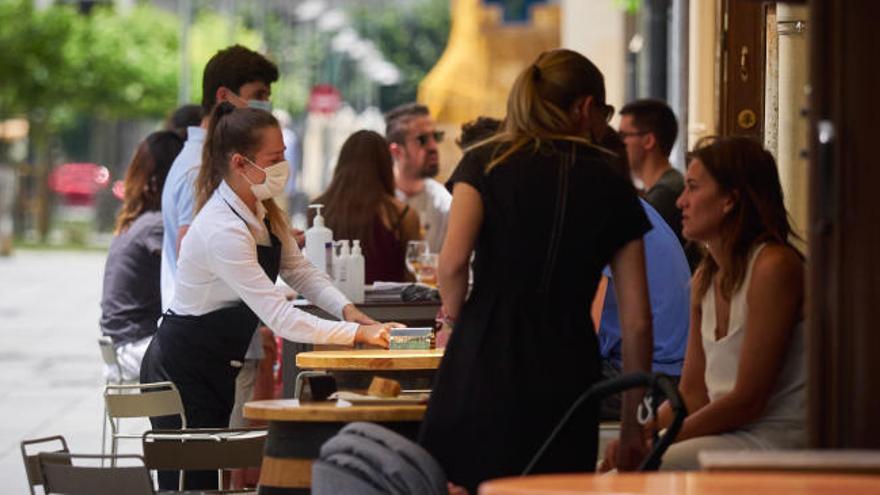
[311,372,687,494]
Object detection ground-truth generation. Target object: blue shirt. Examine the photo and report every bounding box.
[599,199,690,375]
[160,126,205,311]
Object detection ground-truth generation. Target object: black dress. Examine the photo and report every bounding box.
[419,140,650,491]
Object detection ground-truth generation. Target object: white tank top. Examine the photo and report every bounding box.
[700,244,805,428]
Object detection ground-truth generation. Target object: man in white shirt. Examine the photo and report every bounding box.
[385,103,451,253]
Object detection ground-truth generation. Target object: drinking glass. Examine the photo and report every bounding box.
[405,240,429,278]
[417,253,439,287]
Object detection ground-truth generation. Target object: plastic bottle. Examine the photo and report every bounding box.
[305,204,333,275]
[334,240,351,297]
[349,240,365,304]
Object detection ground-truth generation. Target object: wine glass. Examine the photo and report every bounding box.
[416,253,439,287]
[405,240,429,279]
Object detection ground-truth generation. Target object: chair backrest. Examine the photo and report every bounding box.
[39,452,154,495]
[20,435,69,495]
[143,428,266,491]
[104,382,186,426]
[142,428,267,471]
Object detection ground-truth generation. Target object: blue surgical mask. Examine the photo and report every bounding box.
[248,99,272,113]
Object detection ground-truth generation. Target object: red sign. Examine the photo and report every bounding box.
[308,84,342,114]
[48,162,110,205]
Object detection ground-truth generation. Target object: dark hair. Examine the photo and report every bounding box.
[312,130,398,250]
[166,104,204,131]
[457,117,501,150]
[201,45,279,114]
[689,136,801,301]
[384,103,430,144]
[483,49,607,170]
[196,102,290,238]
[619,99,678,156]
[114,131,184,233]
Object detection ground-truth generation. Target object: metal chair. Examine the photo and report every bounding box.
[20,435,69,495]
[98,335,136,460]
[104,382,186,465]
[142,427,267,492]
[39,452,154,495]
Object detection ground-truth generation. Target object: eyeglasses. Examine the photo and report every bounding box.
[618,130,650,140]
[412,131,445,147]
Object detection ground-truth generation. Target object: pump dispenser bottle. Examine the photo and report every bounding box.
[349,240,365,303]
[334,240,351,297]
[305,204,333,275]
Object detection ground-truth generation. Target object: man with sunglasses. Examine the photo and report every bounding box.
[385,103,451,253]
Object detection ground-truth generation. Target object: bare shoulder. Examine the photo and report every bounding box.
[749,243,805,297]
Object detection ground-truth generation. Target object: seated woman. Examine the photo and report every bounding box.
[602,135,806,471]
[100,130,183,382]
[313,130,421,283]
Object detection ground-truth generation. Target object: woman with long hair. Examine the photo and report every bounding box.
[419,49,654,491]
[602,136,806,471]
[313,130,421,283]
[100,130,183,382]
[140,104,393,489]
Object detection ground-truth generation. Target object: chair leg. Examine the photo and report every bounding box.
[100,403,108,467]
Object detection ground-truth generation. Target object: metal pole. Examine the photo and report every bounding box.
[668,0,689,169]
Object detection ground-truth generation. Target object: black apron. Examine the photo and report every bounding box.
[140,205,281,489]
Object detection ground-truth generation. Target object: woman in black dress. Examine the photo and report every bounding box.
[420,49,655,491]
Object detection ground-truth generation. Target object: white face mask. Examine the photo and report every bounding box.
[242,157,289,200]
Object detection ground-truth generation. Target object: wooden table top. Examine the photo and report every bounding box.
[295,348,444,371]
[478,472,880,495]
[243,399,426,422]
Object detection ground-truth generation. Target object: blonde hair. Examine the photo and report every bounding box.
[195,102,291,239]
[474,49,608,170]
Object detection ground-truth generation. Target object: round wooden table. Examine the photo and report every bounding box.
[478,472,880,495]
[295,348,445,371]
[244,399,426,494]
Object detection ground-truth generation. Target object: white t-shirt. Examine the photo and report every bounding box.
[395,178,451,253]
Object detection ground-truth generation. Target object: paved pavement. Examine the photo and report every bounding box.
[0,249,148,493]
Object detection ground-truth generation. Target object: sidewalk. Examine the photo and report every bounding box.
[0,249,146,493]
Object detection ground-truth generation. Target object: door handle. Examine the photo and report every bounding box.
[816,120,835,235]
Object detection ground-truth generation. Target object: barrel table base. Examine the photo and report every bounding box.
[258,420,421,494]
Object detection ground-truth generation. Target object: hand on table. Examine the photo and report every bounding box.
[354,322,401,348]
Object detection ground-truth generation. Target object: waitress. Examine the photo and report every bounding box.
[141,103,391,489]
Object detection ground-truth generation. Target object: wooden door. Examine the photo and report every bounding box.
[808,0,880,448]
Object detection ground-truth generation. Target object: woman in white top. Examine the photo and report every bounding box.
[602,135,806,471]
[140,103,391,489]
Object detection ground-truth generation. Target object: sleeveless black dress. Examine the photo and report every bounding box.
[419,140,650,492]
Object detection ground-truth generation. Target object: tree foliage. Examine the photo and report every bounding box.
[349,0,451,110]
[0,0,179,126]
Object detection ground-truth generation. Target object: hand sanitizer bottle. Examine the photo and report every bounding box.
[305,204,333,276]
[334,240,351,298]
[349,240,365,304]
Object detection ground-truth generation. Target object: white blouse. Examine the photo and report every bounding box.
[170,181,358,345]
[701,243,805,428]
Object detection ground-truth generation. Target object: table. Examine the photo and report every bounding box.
[296,348,444,371]
[282,299,442,396]
[244,399,426,494]
[478,472,880,495]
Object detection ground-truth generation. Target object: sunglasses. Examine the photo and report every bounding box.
[412,131,445,147]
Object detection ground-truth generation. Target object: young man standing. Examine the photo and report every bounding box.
[385,103,451,254]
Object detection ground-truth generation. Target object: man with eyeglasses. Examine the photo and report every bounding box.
[385,103,451,253]
[617,99,686,246]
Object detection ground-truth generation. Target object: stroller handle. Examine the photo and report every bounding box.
[522,372,687,475]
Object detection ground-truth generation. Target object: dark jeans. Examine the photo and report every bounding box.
[599,359,680,422]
